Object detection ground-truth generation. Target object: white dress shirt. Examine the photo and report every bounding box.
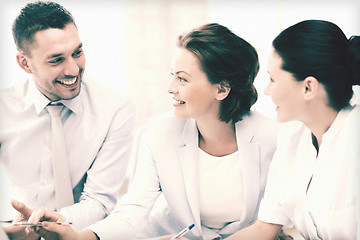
[259,105,359,240]
[0,77,135,230]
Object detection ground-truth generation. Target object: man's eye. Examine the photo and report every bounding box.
[49,58,64,64]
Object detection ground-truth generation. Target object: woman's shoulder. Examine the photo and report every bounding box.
[82,77,133,104]
[349,104,360,116]
[246,110,278,125]
[147,111,188,127]
[340,105,359,138]
[239,110,279,134]
[144,111,194,139]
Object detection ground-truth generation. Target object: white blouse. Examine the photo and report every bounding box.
[259,105,359,239]
[198,148,244,230]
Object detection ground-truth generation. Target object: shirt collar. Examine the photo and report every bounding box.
[322,105,354,141]
[61,94,82,115]
[26,76,83,115]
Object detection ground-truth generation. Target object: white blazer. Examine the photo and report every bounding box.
[89,111,278,240]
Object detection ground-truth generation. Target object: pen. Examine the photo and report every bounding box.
[170,224,195,240]
[11,222,72,227]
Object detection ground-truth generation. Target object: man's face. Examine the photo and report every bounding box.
[20,23,85,101]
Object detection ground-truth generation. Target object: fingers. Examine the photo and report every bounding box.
[35,222,60,238]
[41,221,62,233]
[159,236,189,240]
[28,209,48,226]
[28,208,64,225]
[23,208,65,238]
[9,200,68,239]
[159,235,172,240]
[25,222,65,240]
[40,221,76,239]
[25,221,69,238]
[10,199,33,219]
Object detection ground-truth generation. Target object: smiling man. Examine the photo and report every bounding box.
[0,1,135,239]
[17,22,84,101]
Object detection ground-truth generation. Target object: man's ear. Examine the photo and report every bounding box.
[303,76,319,100]
[16,52,32,74]
[215,80,231,101]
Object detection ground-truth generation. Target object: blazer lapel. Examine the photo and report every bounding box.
[235,120,260,225]
[174,117,261,235]
[176,119,202,234]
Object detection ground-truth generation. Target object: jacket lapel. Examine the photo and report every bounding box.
[176,119,202,234]
[235,119,260,225]
[174,117,261,235]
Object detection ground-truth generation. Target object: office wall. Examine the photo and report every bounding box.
[0,0,359,128]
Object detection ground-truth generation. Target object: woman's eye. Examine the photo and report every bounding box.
[179,77,187,82]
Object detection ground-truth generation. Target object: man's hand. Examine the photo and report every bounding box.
[4,199,40,240]
[9,200,96,240]
[27,208,91,240]
[6,200,62,240]
[26,208,65,240]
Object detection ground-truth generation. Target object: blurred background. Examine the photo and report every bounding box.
[0,1,359,238]
[1,0,359,128]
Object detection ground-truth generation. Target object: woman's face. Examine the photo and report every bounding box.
[168,48,221,121]
[264,49,305,122]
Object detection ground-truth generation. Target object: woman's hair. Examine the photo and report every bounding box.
[273,19,360,111]
[12,1,75,56]
[177,23,259,123]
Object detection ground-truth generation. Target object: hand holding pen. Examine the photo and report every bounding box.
[169,224,195,240]
[0,220,72,227]
[1,200,61,239]
[6,200,73,238]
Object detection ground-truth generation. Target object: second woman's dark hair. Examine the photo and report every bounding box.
[273,19,360,111]
[178,23,259,123]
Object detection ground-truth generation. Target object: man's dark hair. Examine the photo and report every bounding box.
[12,1,75,55]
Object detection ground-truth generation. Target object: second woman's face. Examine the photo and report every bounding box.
[264,49,305,122]
[168,48,220,120]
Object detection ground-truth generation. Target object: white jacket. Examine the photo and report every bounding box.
[89,111,278,240]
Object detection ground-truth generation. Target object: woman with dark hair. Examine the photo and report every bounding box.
[226,20,359,240]
[13,23,279,239]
